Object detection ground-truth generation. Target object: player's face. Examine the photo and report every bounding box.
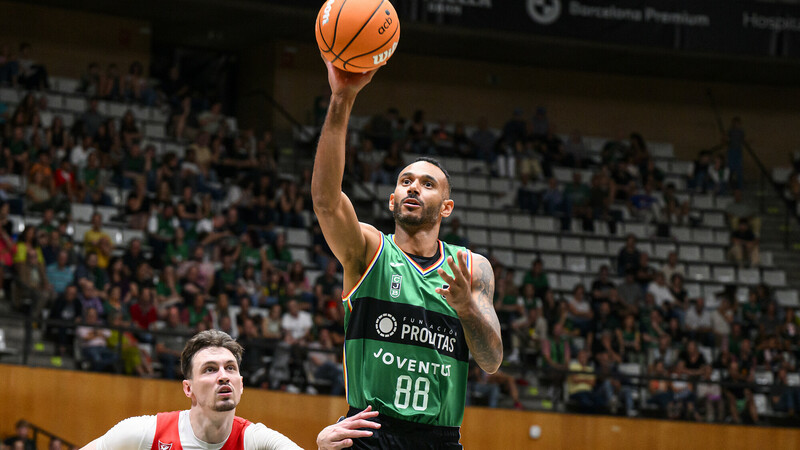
[390,161,453,228]
[183,347,243,413]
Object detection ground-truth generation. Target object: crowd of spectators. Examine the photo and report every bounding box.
[1,45,798,423]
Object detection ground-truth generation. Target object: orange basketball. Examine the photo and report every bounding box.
[315,0,400,73]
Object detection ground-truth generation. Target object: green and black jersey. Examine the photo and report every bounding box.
[343,233,472,427]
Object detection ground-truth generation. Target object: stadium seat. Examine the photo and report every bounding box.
[712,266,735,283]
[763,270,786,287]
[713,230,730,245]
[0,87,19,103]
[71,223,92,243]
[465,159,486,173]
[71,204,94,222]
[537,235,559,251]
[561,237,583,254]
[145,123,166,139]
[776,290,800,308]
[52,76,80,93]
[468,177,489,193]
[493,249,514,266]
[672,226,691,242]
[533,216,557,233]
[703,247,725,263]
[490,231,512,247]
[589,257,612,273]
[715,196,733,210]
[787,373,800,386]
[622,223,648,239]
[540,253,563,271]
[515,252,537,269]
[685,283,701,299]
[636,241,653,256]
[450,174,468,190]
[122,229,146,246]
[559,273,583,291]
[737,268,760,285]
[96,206,118,224]
[44,93,63,109]
[465,228,489,247]
[510,214,532,231]
[691,194,714,210]
[64,96,87,113]
[464,210,488,228]
[565,255,587,273]
[754,394,771,416]
[285,228,311,247]
[151,107,168,123]
[678,245,701,261]
[512,232,536,251]
[691,228,714,244]
[653,243,676,259]
[761,251,774,266]
[584,239,607,255]
[702,212,725,228]
[289,248,312,266]
[687,264,711,281]
[471,192,492,209]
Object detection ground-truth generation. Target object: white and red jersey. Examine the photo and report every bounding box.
[96,410,301,450]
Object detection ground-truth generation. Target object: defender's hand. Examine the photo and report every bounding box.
[317,406,380,449]
[436,250,472,314]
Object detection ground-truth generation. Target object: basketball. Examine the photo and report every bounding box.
[315,0,400,72]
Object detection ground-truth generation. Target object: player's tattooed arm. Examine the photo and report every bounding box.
[463,254,503,373]
[437,251,503,373]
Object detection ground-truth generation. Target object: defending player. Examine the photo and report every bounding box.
[80,330,376,450]
[312,59,503,449]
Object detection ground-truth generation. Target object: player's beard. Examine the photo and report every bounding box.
[213,398,237,412]
[393,194,440,228]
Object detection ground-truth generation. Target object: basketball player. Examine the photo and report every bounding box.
[312,59,503,449]
[79,330,376,450]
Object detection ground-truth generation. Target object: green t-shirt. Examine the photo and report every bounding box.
[343,233,470,427]
[240,245,262,269]
[165,242,190,264]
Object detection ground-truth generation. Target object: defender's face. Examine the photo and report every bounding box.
[183,347,243,412]
[389,161,453,228]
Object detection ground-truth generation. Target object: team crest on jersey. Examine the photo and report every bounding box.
[390,274,402,298]
[158,442,173,450]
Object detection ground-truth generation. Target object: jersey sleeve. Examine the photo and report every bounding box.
[244,422,303,450]
[95,415,157,450]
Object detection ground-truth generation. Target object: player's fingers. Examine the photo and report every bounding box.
[332,438,353,449]
[457,250,470,279]
[445,256,463,282]
[437,267,455,285]
[341,419,381,430]
[347,408,378,420]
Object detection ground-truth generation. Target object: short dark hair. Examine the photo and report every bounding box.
[414,157,451,198]
[180,330,243,379]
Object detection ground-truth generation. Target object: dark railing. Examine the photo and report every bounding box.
[707,89,798,247]
[28,422,78,449]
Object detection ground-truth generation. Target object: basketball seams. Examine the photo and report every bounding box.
[342,26,398,69]
[331,0,386,65]
[331,0,349,50]
[317,10,334,53]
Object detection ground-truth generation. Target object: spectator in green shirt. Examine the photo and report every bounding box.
[522,259,549,298]
[164,226,190,266]
[267,233,293,270]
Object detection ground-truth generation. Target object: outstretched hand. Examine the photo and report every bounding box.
[322,56,378,100]
[435,250,473,314]
[317,406,380,449]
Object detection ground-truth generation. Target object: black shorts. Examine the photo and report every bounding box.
[345,406,463,450]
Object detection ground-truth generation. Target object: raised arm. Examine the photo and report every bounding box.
[436,251,503,373]
[311,59,380,276]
